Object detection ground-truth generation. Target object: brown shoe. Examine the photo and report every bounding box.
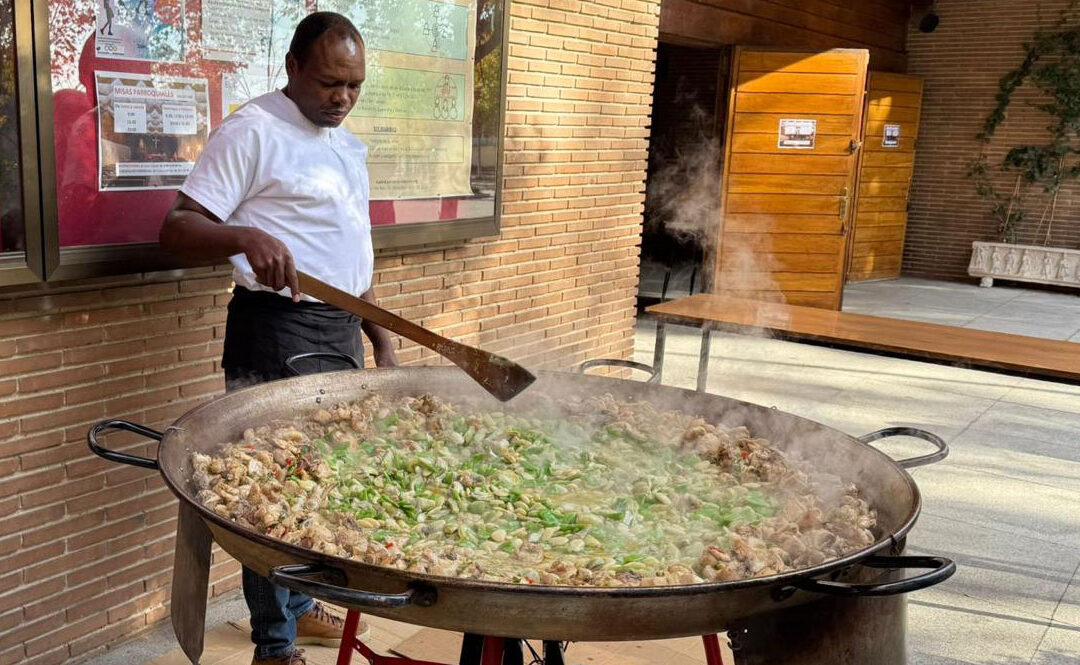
[295,602,371,647]
[251,649,307,665]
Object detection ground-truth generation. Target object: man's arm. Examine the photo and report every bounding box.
[359,286,398,367]
[160,193,301,300]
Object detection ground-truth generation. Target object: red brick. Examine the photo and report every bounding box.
[0,353,62,379]
[66,548,145,588]
[0,466,64,498]
[66,376,146,407]
[65,580,145,622]
[16,328,106,354]
[106,349,179,377]
[0,391,64,419]
[22,509,106,548]
[17,364,106,395]
[69,615,146,658]
[62,340,145,366]
[20,402,105,435]
[26,611,108,655]
[0,611,64,652]
[61,304,145,328]
[18,441,88,471]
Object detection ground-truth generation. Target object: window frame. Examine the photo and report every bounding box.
[0,0,44,286]
[8,0,507,285]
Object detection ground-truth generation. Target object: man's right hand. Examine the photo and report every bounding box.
[160,193,301,302]
[241,228,301,301]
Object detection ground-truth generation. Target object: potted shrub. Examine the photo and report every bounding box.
[967,18,1080,288]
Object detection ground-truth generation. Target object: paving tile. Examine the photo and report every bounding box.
[906,513,1080,625]
[945,427,1080,493]
[982,299,1080,322]
[907,597,1048,665]
[826,378,996,436]
[1052,568,1080,628]
[1031,625,1080,664]
[914,463,1080,549]
[965,401,1080,450]
[965,315,1080,340]
[998,378,1080,413]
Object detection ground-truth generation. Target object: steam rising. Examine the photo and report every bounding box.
[644,118,723,250]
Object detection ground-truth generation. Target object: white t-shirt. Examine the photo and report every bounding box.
[180,90,374,301]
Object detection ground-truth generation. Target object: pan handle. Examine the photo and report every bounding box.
[269,563,437,609]
[86,420,163,470]
[577,359,661,384]
[283,352,363,377]
[859,427,949,469]
[787,555,956,597]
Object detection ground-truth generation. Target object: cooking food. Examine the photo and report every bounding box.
[192,393,876,587]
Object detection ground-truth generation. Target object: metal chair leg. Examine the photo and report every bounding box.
[653,320,666,384]
[697,326,712,392]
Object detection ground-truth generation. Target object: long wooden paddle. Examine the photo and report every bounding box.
[297,272,536,401]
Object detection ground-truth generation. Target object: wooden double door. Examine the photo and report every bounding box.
[712,47,924,309]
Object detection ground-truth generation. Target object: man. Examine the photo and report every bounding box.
[159,12,394,665]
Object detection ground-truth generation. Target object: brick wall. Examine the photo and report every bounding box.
[0,1,660,661]
[904,0,1080,279]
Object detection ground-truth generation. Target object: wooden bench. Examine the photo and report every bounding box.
[644,294,1080,390]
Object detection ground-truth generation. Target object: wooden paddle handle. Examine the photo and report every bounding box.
[296,272,536,402]
[297,272,465,361]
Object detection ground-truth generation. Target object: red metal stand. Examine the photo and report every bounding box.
[336,610,447,665]
[334,610,727,665]
[701,634,726,665]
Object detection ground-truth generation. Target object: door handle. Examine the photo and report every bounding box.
[848,139,862,154]
[839,186,850,233]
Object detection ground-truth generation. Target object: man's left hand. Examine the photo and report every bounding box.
[374,345,398,368]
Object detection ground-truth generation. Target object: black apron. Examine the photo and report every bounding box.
[222,286,363,391]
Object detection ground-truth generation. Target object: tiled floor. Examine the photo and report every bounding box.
[141,616,731,665]
[631,320,1080,665]
[843,277,1080,341]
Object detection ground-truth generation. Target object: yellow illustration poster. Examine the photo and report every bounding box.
[319,0,476,199]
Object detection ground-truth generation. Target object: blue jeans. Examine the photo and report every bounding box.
[223,287,364,659]
[243,567,315,660]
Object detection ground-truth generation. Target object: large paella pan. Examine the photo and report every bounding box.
[88,368,953,642]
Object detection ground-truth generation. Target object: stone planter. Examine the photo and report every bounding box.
[968,241,1080,288]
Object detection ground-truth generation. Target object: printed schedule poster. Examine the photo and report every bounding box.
[320,0,476,200]
[96,0,186,62]
[95,72,211,191]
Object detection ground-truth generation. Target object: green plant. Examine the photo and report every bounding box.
[969,3,1080,245]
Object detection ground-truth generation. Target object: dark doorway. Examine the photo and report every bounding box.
[638,43,731,306]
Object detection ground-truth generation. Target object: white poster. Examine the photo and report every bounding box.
[95,71,211,190]
[95,0,186,62]
[883,123,901,148]
[320,0,476,199]
[778,119,817,149]
[201,0,274,62]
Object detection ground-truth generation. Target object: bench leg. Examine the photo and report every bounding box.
[653,321,666,384]
[697,326,712,393]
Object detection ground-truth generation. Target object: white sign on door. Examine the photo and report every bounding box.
[883,123,901,148]
[778,119,817,149]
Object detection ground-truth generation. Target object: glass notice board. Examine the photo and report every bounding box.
[24,0,505,280]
